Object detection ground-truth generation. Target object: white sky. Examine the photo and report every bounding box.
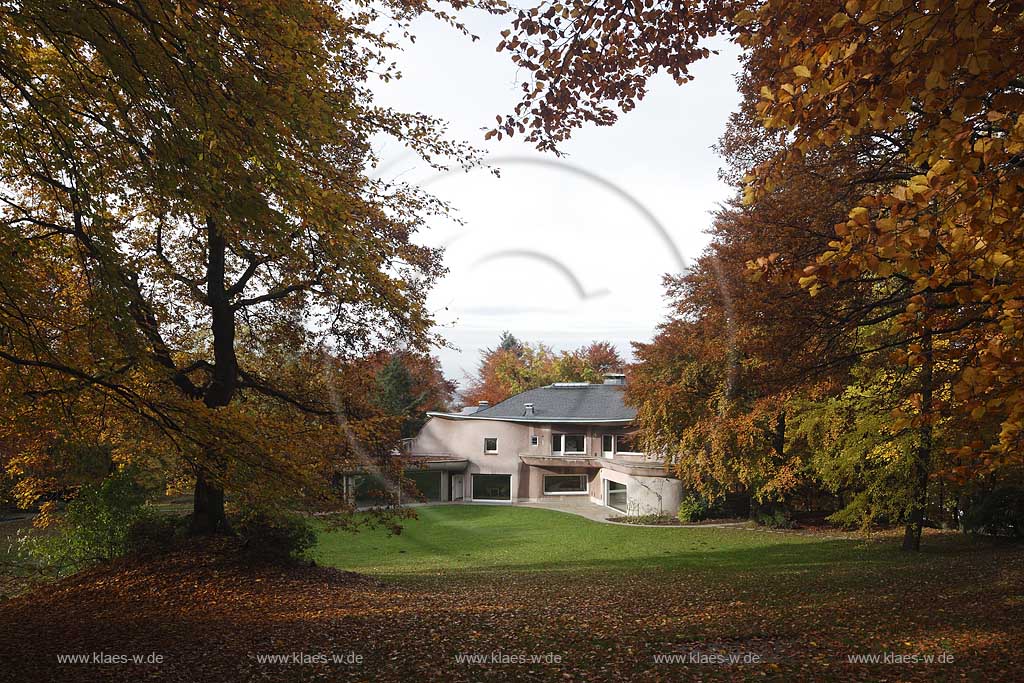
[371,12,744,391]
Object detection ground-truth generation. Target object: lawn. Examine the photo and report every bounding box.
[315,504,885,575]
[0,512,47,597]
[1,504,1022,682]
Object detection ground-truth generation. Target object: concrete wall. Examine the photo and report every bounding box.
[599,468,683,516]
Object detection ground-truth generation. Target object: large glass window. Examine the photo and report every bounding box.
[606,480,628,512]
[552,433,586,454]
[405,470,443,502]
[543,474,588,494]
[354,473,392,506]
[472,474,511,501]
[561,438,585,454]
[615,432,643,454]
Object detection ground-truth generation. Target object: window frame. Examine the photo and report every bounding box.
[614,432,643,455]
[605,479,628,512]
[555,433,586,455]
[483,437,499,454]
[471,473,512,501]
[542,474,589,496]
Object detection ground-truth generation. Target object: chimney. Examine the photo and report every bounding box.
[603,373,626,386]
[478,400,489,409]
[523,402,535,416]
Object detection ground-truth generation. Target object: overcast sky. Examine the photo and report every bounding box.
[371,12,744,392]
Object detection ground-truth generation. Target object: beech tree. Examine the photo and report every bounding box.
[628,85,872,508]
[0,0,492,532]
[499,0,1024,550]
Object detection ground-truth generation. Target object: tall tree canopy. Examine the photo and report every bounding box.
[369,351,454,438]
[0,0,492,532]
[499,0,1024,548]
[462,334,624,405]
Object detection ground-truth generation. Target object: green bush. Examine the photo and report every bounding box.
[755,507,795,529]
[233,506,316,562]
[962,488,1024,537]
[677,495,708,523]
[21,468,149,573]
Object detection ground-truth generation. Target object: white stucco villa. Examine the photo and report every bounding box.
[401,373,683,516]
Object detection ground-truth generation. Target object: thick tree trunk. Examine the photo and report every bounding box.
[190,469,229,534]
[905,471,929,548]
[189,216,237,535]
[772,411,786,460]
[902,326,933,552]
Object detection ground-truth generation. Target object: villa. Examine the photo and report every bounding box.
[402,373,683,516]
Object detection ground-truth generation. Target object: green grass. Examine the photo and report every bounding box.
[0,514,45,596]
[315,503,911,577]
[5,503,1022,680]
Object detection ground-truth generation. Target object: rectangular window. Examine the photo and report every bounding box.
[354,473,392,506]
[606,480,628,512]
[483,437,498,454]
[543,474,588,495]
[472,474,511,501]
[615,432,642,454]
[563,434,585,453]
[530,435,539,446]
[551,433,563,453]
[602,434,614,455]
[405,470,443,502]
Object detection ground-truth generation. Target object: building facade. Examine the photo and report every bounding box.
[405,374,683,516]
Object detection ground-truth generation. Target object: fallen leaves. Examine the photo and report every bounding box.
[0,535,1022,681]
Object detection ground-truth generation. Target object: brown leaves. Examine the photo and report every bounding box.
[1,533,1023,681]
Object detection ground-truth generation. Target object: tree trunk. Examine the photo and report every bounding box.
[189,216,237,535]
[902,472,928,551]
[902,325,933,552]
[937,478,945,529]
[772,411,786,460]
[190,469,228,534]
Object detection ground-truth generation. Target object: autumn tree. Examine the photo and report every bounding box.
[498,0,1024,550]
[371,351,454,438]
[0,0,493,533]
[628,90,868,509]
[462,334,624,405]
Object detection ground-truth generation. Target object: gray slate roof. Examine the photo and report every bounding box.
[468,383,636,422]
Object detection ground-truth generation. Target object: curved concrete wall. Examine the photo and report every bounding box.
[599,469,683,517]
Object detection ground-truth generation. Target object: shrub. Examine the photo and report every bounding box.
[755,507,795,529]
[962,488,1024,537]
[20,468,149,573]
[677,495,707,524]
[609,514,678,525]
[233,506,316,562]
[125,511,185,556]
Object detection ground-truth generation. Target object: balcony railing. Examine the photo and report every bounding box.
[519,451,664,464]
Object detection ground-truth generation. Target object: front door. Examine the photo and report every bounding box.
[451,474,464,501]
